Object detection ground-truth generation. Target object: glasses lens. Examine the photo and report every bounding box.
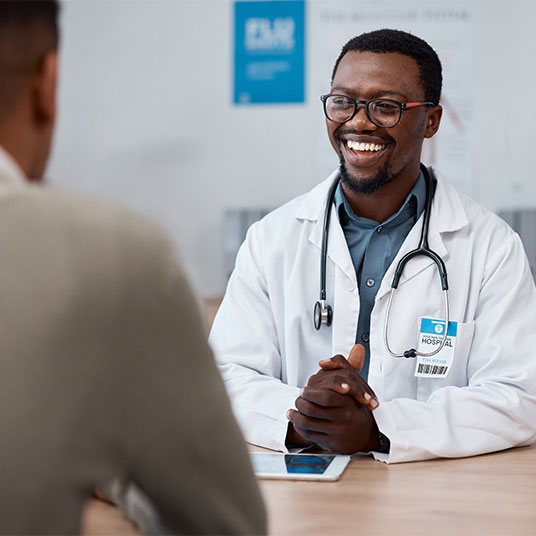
[324,95,355,123]
[368,99,402,127]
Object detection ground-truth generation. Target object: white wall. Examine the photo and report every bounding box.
[473,0,536,209]
[47,0,536,297]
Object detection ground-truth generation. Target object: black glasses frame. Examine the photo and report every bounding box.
[320,94,434,128]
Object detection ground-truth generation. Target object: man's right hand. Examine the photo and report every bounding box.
[308,345,379,410]
[285,345,379,450]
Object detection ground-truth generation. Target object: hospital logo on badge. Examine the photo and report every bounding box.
[415,318,458,378]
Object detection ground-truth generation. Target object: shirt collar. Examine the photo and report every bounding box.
[0,145,26,186]
[334,170,426,229]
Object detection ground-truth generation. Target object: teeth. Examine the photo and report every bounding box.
[346,140,385,152]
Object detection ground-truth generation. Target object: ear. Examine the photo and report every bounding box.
[424,104,442,139]
[33,50,58,126]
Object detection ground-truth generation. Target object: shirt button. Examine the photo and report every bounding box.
[376,226,383,233]
[362,333,369,343]
[366,278,375,288]
[344,278,355,292]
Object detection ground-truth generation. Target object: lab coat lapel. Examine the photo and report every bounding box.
[303,172,356,284]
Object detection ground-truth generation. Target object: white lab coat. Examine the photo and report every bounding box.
[209,168,536,463]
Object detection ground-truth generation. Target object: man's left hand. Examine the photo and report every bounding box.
[287,387,379,454]
[308,345,379,410]
[286,345,380,454]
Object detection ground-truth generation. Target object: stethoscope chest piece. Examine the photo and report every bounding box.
[314,299,332,330]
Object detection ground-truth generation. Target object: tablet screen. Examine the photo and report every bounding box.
[284,454,334,474]
[250,452,349,480]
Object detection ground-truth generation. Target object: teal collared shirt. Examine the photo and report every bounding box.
[334,171,427,381]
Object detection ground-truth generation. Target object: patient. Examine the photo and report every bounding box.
[0,1,266,534]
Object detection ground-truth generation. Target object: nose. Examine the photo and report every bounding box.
[347,103,377,131]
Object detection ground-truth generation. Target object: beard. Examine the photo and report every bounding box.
[338,156,395,195]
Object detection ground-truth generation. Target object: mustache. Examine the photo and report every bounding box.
[334,128,394,145]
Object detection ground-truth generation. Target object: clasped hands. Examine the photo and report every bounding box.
[286,344,380,454]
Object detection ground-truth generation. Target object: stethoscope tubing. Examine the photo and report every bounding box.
[384,287,450,358]
[313,177,339,330]
[384,165,450,358]
[314,165,450,359]
[319,178,340,302]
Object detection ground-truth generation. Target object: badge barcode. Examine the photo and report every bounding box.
[417,364,448,375]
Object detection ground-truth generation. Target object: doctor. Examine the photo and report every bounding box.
[209,29,536,463]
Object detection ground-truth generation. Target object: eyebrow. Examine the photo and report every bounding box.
[331,86,409,100]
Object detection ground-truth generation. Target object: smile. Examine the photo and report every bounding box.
[346,140,386,152]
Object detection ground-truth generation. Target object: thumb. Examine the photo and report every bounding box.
[348,344,365,372]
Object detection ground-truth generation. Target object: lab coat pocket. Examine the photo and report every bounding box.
[416,321,475,401]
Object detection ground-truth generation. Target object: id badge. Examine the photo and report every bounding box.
[414,318,457,378]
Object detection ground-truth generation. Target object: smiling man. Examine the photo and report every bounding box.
[210,29,536,463]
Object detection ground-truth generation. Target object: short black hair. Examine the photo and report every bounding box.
[0,1,59,120]
[0,1,59,64]
[331,29,442,105]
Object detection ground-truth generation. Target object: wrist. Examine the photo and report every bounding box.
[366,415,390,453]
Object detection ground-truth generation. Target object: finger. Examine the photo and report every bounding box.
[305,370,379,410]
[318,354,349,371]
[345,382,379,410]
[308,369,354,389]
[325,382,361,400]
[286,409,333,435]
[348,344,365,372]
[295,396,345,422]
[299,386,348,408]
[290,423,330,450]
[321,377,379,411]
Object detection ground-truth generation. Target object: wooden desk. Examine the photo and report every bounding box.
[82,445,535,535]
[258,444,536,536]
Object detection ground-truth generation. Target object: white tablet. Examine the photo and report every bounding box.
[250,452,351,481]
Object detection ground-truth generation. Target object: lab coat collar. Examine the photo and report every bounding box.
[295,168,340,222]
[295,166,469,293]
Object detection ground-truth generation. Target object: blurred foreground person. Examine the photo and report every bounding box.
[0,2,266,534]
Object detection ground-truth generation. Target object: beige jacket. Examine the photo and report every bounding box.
[0,148,265,534]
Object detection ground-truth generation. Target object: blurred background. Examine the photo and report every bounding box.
[47,0,536,300]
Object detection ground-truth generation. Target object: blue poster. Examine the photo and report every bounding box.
[234,0,305,105]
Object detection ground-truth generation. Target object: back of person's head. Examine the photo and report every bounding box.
[0,0,59,121]
[332,29,442,105]
[0,0,60,180]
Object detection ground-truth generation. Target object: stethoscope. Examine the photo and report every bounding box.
[313,165,450,359]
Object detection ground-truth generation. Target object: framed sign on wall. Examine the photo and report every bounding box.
[234,0,306,105]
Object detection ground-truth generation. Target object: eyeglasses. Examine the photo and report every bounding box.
[320,94,434,128]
